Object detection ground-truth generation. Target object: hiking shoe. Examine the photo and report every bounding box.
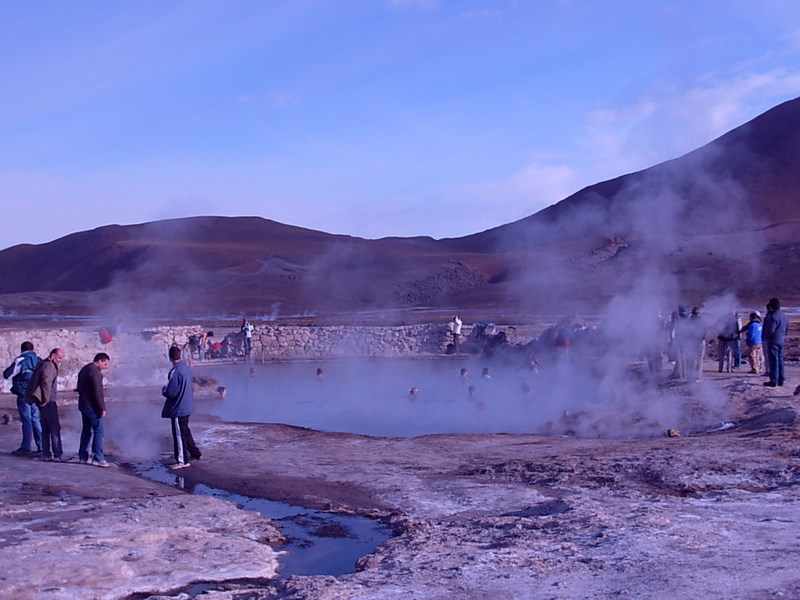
[169,462,191,470]
[93,460,112,468]
[764,381,777,387]
[11,448,32,457]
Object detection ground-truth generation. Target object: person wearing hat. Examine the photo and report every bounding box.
[740,312,764,375]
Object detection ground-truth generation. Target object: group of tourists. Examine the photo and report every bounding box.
[4,343,201,470]
[187,318,255,361]
[665,296,790,385]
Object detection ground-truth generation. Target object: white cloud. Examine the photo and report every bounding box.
[237,90,301,108]
[446,160,581,227]
[387,0,440,12]
[583,66,800,180]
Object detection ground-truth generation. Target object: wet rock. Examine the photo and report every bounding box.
[0,446,281,600]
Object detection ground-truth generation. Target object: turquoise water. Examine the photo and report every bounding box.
[195,356,555,437]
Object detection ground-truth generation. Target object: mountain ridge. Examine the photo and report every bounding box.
[1,98,799,321]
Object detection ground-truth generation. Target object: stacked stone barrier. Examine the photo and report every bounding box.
[2,323,534,392]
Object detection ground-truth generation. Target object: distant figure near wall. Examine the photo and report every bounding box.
[241,318,254,356]
[447,315,463,354]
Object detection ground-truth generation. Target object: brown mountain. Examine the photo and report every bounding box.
[1,97,799,322]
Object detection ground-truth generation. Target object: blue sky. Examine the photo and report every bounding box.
[2,0,800,250]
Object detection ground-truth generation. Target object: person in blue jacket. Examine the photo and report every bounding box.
[740,312,764,375]
[3,341,42,456]
[161,346,202,469]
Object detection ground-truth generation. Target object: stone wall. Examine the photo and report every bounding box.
[0,323,474,392]
[6,319,792,394]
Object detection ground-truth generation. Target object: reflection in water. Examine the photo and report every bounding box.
[134,460,391,578]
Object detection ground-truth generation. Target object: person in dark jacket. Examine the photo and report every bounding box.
[77,353,111,467]
[162,346,201,469]
[763,297,789,387]
[24,348,65,461]
[3,341,42,456]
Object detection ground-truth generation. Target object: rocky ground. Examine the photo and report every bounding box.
[1,361,799,600]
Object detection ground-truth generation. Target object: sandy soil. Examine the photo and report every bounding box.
[1,357,798,599]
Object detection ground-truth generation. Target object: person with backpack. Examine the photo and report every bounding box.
[3,341,42,456]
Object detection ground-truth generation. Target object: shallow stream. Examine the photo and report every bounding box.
[133,460,391,579]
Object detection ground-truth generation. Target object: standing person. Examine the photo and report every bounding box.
[740,312,764,375]
[241,318,254,356]
[24,348,65,461]
[686,307,706,382]
[763,298,789,387]
[3,341,42,456]
[77,353,111,468]
[732,311,743,368]
[448,315,463,353]
[669,305,689,378]
[162,346,201,469]
[715,309,740,373]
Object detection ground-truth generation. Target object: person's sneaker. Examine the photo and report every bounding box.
[11,448,32,456]
[764,381,777,387]
[41,456,54,462]
[169,462,191,470]
[31,449,42,456]
[56,455,76,462]
[93,460,112,468]
[79,458,94,465]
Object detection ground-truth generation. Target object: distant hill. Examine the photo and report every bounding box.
[1,97,799,322]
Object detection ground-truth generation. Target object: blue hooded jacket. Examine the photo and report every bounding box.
[3,350,41,397]
[161,360,195,418]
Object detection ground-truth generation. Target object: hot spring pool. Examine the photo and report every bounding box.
[194,357,571,437]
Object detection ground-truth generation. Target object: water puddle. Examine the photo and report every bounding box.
[132,460,391,579]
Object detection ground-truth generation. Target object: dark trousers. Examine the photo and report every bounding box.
[768,342,785,385]
[40,402,63,459]
[170,416,201,464]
